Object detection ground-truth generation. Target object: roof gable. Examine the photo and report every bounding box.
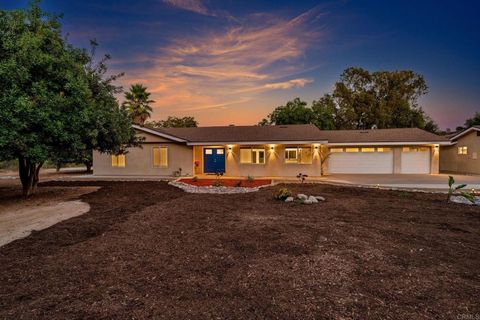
[449,126,480,141]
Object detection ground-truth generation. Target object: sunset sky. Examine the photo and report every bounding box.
[3,0,480,130]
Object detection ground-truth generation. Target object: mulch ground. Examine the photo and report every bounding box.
[178,178,271,187]
[1,181,479,319]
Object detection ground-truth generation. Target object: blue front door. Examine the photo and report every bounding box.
[204,148,225,174]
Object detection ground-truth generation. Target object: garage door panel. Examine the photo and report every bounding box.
[401,151,430,174]
[328,152,393,174]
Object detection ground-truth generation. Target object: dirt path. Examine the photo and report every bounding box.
[0,186,98,247]
[0,181,479,319]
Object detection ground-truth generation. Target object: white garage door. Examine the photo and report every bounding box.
[328,147,394,174]
[401,147,430,174]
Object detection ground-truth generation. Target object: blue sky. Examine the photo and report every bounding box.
[2,0,479,129]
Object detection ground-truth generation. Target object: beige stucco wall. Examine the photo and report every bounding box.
[194,144,322,177]
[440,131,480,174]
[93,131,193,176]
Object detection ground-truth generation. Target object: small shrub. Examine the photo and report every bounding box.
[461,191,476,203]
[447,176,468,202]
[247,175,254,182]
[234,180,242,187]
[296,173,308,183]
[398,191,411,198]
[212,180,223,187]
[275,188,292,200]
[192,176,198,182]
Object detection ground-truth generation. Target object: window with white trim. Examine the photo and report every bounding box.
[153,147,168,167]
[345,148,359,153]
[111,154,126,167]
[458,146,468,155]
[285,147,312,164]
[240,148,265,164]
[361,147,375,153]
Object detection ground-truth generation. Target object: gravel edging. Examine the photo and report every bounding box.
[169,180,275,194]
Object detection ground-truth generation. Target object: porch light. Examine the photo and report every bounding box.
[269,144,275,151]
[227,145,233,152]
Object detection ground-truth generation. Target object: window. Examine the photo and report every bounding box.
[205,149,213,155]
[285,147,312,164]
[217,149,224,155]
[153,147,168,167]
[111,154,125,167]
[458,146,468,155]
[377,147,392,152]
[330,148,343,153]
[361,147,375,153]
[345,148,359,153]
[240,148,265,164]
[404,147,428,152]
[285,148,298,163]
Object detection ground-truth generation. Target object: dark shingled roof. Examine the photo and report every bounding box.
[141,125,449,144]
[151,124,325,143]
[319,128,449,143]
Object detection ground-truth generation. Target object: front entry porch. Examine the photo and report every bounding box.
[193,144,324,178]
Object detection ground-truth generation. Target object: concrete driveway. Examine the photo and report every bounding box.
[322,174,480,191]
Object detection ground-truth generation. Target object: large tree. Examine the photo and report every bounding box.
[330,67,436,131]
[122,84,154,125]
[146,116,198,128]
[258,68,439,133]
[0,1,137,197]
[258,98,313,125]
[464,112,480,127]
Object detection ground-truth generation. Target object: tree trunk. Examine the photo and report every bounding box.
[18,157,43,198]
[84,160,92,173]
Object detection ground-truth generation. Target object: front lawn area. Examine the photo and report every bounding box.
[0,181,479,319]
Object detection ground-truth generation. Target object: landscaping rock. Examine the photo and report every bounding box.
[314,196,326,202]
[450,195,480,205]
[285,197,294,202]
[308,196,318,203]
[302,199,313,204]
[297,193,308,200]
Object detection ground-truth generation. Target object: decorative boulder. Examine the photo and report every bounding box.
[450,196,478,205]
[302,199,313,204]
[308,196,318,203]
[285,196,294,203]
[314,196,326,202]
[297,194,308,200]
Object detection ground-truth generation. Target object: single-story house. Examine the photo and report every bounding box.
[440,125,480,175]
[93,124,451,177]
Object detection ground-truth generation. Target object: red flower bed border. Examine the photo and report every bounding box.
[179,178,271,188]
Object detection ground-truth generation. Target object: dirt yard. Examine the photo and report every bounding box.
[0,181,479,319]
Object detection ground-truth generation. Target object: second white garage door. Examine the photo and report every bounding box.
[328,148,394,174]
[401,147,431,174]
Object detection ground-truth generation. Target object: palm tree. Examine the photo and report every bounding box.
[122,84,155,125]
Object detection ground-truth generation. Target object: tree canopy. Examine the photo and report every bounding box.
[259,67,439,133]
[146,116,198,128]
[0,1,137,196]
[464,112,480,128]
[122,84,154,125]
